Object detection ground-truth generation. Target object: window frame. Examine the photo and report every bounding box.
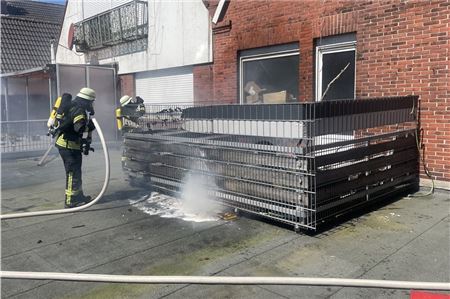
[239,49,299,104]
[315,41,357,102]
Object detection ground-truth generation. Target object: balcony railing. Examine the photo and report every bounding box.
[73,0,148,52]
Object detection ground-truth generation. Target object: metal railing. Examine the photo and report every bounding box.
[121,96,419,230]
[1,120,51,153]
[73,0,148,52]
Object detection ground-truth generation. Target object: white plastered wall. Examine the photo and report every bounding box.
[56,0,212,74]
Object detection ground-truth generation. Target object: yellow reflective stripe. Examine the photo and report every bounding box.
[65,172,81,205]
[73,114,85,123]
[66,172,73,205]
[56,135,66,147]
[65,189,81,196]
[56,134,81,150]
[65,190,81,196]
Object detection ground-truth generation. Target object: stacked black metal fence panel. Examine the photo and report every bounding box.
[121,96,419,230]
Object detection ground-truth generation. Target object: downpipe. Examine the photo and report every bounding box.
[0,272,449,291]
[0,118,110,220]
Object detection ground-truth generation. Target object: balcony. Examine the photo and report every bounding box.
[73,0,148,52]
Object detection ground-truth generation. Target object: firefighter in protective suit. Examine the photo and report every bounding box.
[115,95,145,132]
[55,87,96,208]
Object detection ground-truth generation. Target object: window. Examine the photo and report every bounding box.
[239,43,299,104]
[315,34,356,101]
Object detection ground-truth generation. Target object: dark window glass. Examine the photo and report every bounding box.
[242,54,299,104]
[321,50,355,101]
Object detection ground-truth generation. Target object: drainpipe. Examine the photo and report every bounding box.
[51,39,56,64]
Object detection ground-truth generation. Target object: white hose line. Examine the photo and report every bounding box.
[1,272,449,290]
[1,118,110,220]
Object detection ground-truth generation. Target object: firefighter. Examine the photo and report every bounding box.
[115,95,146,132]
[55,87,96,208]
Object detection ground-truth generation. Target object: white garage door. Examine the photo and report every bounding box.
[135,66,193,104]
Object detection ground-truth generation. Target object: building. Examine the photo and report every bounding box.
[1,0,65,154]
[55,0,449,188]
[56,0,212,104]
[193,0,449,188]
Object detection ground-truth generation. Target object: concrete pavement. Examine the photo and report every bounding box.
[1,148,449,298]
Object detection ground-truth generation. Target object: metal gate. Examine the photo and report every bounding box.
[56,64,118,142]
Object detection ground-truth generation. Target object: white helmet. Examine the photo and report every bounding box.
[119,95,132,107]
[77,87,96,101]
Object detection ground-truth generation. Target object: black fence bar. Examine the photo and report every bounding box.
[181,96,418,121]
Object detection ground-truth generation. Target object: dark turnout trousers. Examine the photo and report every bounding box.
[58,148,83,207]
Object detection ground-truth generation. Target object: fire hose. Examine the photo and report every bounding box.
[0,118,110,220]
[1,272,449,290]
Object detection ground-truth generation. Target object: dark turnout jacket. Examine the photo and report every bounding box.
[56,97,95,150]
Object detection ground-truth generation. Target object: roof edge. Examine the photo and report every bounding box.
[0,14,63,25]
[0,66,49,77]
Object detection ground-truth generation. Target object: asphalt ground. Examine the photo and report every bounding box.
[1,148,449,299]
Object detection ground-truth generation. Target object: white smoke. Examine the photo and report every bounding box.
[130,147,224,222]
[179,172,221,218]
[130,173,222,223]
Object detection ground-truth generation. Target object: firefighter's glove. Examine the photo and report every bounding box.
[81,138,94,155]
[47,126,58,138]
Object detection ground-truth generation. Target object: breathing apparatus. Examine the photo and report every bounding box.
[47,93,72,137]
[115,107,123,130]
[116,95,132,131]
[47,96,61,128]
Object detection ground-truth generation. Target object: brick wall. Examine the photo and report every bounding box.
[119,74,135,99]
[195,0,449,182]
[193,64,214,104]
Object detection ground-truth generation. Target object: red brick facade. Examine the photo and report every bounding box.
[119,74,135,98]
[193,0,449,183]
[193,64,214,104]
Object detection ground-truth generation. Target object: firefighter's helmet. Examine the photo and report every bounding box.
[77,87,96,101]
[120,95,132,107]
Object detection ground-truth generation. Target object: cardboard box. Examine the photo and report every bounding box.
[263,90,287,104]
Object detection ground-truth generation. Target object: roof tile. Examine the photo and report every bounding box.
[0,0,65,73]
